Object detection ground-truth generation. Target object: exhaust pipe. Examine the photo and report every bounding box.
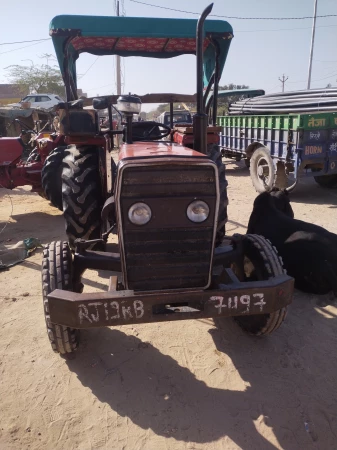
[193,3,213,154]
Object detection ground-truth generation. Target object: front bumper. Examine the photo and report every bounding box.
[48,274,293,329]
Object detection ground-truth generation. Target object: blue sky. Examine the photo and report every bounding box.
[1,0,336,111]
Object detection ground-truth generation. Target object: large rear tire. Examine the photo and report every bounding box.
[41,146,67,211]
[62,145,104,249]
[208,144,228,244]
[42,241,79,354]
[231,234,288,336]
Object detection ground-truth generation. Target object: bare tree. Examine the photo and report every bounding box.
[5,61,65,97]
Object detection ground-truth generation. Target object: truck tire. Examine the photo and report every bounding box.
[231,234,288,336]
[250,147,275,193]
[208,144,228,244]
[314,174,337,189]
[42,241,79,354]
[41,146,67,211]
[62,145,103,249]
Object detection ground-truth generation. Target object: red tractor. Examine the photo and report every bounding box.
[0,117,66,210]
[42,4,294,355]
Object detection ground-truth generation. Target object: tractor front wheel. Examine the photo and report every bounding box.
[42,241,79,354]
[230,234,288,336]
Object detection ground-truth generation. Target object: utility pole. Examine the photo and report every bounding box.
[307,0,318,90]
[278,74,288,93]
[116,0,122,95]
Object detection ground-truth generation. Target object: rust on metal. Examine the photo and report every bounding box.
[48,275,294,329]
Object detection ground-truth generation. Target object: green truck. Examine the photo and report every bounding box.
[218,111,337,192]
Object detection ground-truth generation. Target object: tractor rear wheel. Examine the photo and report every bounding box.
[41,146,67,211]
[208,144,228,244]
[230,234,288,336]
[62,145,104,249]
[42,241,79,354]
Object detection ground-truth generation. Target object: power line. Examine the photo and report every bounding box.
[287,71,337,84]
[0,23,334,52]
[129,0,337,20]
[314,59,337,63]
[78,56,100,79]
[0,38,50,46]
[0,40,50,56]
[86,82,115,92]
[268,84,282,92]
[236,24,337,33]
[314,71,337,81]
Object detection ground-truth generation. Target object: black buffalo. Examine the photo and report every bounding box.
[247,189,337,297]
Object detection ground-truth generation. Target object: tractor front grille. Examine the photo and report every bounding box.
[117,162,218,291]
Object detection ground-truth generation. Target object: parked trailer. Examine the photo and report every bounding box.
[218,111,337,192]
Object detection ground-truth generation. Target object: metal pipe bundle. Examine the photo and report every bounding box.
[228,88,337,115]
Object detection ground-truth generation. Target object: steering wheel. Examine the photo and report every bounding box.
[14,119,38,135]
[132,121,171,141]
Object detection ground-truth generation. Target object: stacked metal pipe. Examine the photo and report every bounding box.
[228,88,337,115]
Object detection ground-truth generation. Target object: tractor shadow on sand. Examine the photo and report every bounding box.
[66,291,337,449]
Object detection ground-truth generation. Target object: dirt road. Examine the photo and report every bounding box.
[0,161,336,450]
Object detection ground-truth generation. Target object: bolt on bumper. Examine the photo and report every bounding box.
[48,274,294,329]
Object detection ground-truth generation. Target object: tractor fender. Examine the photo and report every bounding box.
[0,137,24,166]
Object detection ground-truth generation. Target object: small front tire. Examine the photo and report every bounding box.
[231,234,288,336]
[42,241,79,354]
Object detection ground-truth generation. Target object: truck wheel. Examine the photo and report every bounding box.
[250,147,275,193]
[42,241,79,354]
[62,145,103,249]
[208,144,228,244]
[231,234,288,335]
[41,146,67,211]
[314,174,337,189]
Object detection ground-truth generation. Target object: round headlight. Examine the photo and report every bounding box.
[128,202,152,225]
[187,200,210,223]
[117,94,142,114]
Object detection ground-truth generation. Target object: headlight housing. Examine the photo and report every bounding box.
[187,200,209,223]
[117,94,141,114]
[128,202,152,225]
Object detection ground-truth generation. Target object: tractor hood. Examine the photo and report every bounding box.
[118,141,208,161]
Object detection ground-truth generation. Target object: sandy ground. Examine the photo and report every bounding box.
[0,160,337,450]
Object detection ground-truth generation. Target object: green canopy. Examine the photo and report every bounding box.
[49,15,233,100]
